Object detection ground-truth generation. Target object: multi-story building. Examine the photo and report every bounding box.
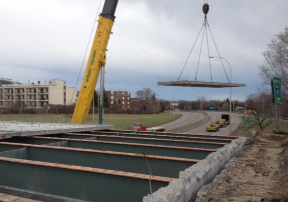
[0,78,13,85]
[0,80,77,108]
[130,98,141,108]
[106,91,131,111]
[170,101,179,110]
[129,98,142,113]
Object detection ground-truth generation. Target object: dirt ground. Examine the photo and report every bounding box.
[196,132,288,202]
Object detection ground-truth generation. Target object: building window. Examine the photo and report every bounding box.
[122,101,124,105]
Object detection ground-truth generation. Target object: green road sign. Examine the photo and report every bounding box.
[273,77,282,105]
[244,119,252,125]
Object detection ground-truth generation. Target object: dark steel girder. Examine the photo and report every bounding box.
[0,156,170,201]
[0,142,197,178]
[100,130,239,139]
[61,133,225,149]
[84,131,233,143]
[29,136,216,160]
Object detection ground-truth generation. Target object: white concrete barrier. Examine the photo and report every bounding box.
[143,137,249,202]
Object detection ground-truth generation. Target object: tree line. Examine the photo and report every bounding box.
[1,27,287,116]
[248,27,288,119]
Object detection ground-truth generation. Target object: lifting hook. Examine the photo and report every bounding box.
[202,3,209,15]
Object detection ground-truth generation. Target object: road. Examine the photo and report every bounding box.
[158,111,207,132]
[187,111,243,136]
[160,111,243,136]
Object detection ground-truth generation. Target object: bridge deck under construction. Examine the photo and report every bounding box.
[0,122,240,201]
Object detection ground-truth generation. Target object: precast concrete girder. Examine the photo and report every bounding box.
[157,80,246,88]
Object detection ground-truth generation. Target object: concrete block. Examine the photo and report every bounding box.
[0,122,115,139]
[143,137,249,202]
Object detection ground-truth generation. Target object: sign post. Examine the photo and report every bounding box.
[244,119,252,125]
[272,77,282,132]
[209,106,217,110]
[273,77,282,104]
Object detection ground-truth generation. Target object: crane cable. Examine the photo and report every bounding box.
[74,9,112,124]
[205,15,213,82]
[195,21,206,81]
[178,22,205,81]
[207,20,230,82]
[178,2,230,83]
[65,0,103,124]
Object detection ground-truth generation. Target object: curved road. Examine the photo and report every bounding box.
[187,111,243,136]
[158,111,207,132]
[160,111,243,136]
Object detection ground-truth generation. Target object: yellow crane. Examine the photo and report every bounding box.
[72,0,119,124]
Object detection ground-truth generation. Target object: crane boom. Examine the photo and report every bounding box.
[72,0,119,124]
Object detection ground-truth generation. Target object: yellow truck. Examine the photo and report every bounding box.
[206,121,220,132]
[219,114,230,127]
[219,119,227,127]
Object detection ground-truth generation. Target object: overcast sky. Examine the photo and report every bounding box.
[0,0,287,101]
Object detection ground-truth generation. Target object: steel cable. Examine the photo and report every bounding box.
[66,0,103,124]
[205,19,213,82]
[195,23,206,81]
[179,2,229,84]
[178,22,205,81]
[206,21,230,82]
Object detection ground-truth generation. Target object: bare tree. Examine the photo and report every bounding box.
[245,90,275,133]
[197,96,207,110]
[259,27,288,93]
[136,88,153,100]
[253,113,273,131]
[136,88,156,113]
[246,89,274,117]
[221,102,230,111]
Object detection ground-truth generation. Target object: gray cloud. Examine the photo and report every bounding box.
[0,0,287,101]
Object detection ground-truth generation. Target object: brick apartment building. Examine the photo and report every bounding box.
[105,91,142,112]
[106,91,131,111]
[130,98,141,111]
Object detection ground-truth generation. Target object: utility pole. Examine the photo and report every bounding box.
[272,77,282,132]
[99,68,105,125]
[210,56,232,136]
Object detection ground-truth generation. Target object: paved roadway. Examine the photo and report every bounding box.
[158,111,206,132]
[186,111,243,136]
[160,111,243,136]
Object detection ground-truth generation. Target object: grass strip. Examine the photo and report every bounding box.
[0,113,181,130]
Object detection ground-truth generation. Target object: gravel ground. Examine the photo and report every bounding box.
[196,132,288,202]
